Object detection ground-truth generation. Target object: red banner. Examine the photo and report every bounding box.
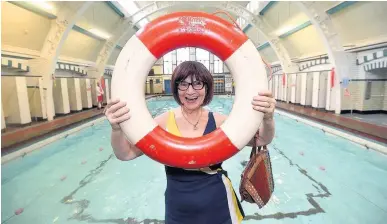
[100,77,106,89]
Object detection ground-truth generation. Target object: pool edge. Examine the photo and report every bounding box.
[276,109,387,155]
[1,116,107,165]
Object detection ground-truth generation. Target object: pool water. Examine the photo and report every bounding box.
[2,96,387,224]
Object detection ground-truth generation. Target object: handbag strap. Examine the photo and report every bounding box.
[249,136,260,158]
[249,133,267,159]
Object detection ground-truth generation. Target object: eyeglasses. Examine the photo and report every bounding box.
[177,80,205,91]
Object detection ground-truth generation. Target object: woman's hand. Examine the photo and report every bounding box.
[105,98,131,131]
[251,90,276,120]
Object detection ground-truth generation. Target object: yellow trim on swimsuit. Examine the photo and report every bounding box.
[166,110,182,137]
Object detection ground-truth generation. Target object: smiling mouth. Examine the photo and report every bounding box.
[185,96,198,102]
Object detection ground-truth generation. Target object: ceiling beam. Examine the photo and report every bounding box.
[259,1,277,16]
[326,1,357,15]
[72,25,106,41]
[106,1,125,17]
[278,21,312,39]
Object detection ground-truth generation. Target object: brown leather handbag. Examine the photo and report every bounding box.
[239,136,274,208]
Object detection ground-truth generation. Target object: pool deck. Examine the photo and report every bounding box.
[1,108,104,152]
[276,101,387,144]
[1,95,157,152]
[2,96,386,154]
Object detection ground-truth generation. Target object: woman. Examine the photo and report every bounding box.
[96,82,104,109]
[105,61,276,224]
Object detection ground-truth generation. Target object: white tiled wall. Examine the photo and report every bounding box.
[362,81,385,111]
[345,80,387,111]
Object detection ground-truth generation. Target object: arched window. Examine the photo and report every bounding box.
[213,55,224,73]
[177,48,190,66]
[195,48,210,70]
[163,51,173,74]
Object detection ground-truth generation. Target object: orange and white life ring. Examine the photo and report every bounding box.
[112,12,267,168]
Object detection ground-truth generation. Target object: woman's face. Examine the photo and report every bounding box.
[177,75,206,110]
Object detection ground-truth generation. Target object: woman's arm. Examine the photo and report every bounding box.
[98,87,104,95]
[111,129,143,160]
[110,111,168,161]
[256,117,275,146]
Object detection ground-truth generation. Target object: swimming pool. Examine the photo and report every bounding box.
[2,96,387,224]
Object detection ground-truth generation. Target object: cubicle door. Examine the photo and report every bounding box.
[287,74,292,102]
[103,79,110,104]
[150,79,154,94]
[305,72,314,106]
[296,73,302,104]
[272,77,276,97]
[312,72,319,108]
[281,74,287,101]
[164,80,171,94]
[68,78,82,111]
[274,75,279,100]
[291,74,297,103]
[279,77,283,101]
[300,73,307,105]
[318,71,328,108]
[90,79,97,106]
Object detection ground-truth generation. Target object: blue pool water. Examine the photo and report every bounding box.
[2,96,387,224]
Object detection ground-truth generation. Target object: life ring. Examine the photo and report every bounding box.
[111,11,268,168]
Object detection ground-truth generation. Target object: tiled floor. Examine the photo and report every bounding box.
[341,113,387,128]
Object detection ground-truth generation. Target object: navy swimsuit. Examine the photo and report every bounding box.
[165,112,245,224]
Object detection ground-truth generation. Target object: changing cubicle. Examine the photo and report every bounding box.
[274,75,279,100]
[1,76,31,125]
[277,75,282,101]
[305,72,314,106]
[268,77,273,95]
[312,71,328,109]
[289,73,303,104]
[277,74,287,102]
[67,78,82,111]
[90,79,97,107]
[53,78,70,115]
[282,74,288,102]
[300,73,314,106]
[290,74,297,103]
[108,78,112,100]
[79,78,92,109]
[26,76,47,120]
[102,78,111,105]
[295,73,302,104]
